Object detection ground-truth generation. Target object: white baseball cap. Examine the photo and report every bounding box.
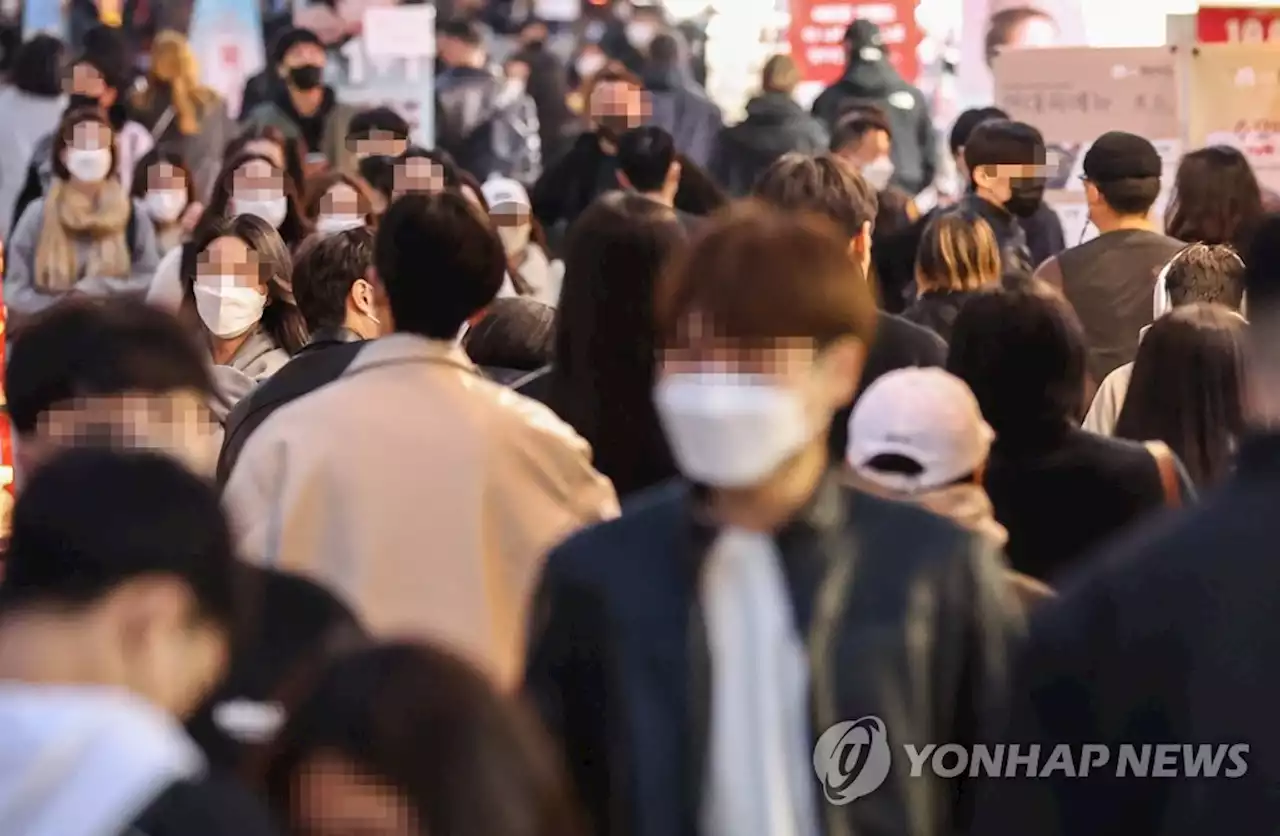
[481,176,531,211]
[846,367,994,493]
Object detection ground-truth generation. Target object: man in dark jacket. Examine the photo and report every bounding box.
[512,17,577,166]
[217,227,383,486]
[972,227,1280,835]
[712,54,828,197]
[811,19,937,195]
[752,152,947,461]
[526,204,1018,836]
[640,31,722,168]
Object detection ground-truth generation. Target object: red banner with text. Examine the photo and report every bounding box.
[789,0,922,87]
[1197,5,1280,44]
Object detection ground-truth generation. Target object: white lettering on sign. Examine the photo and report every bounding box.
[1223,15,1280,42]
[811,4,857,24]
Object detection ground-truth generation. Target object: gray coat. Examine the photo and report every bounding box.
[5,197,160,320]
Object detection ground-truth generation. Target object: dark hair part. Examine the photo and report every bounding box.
[1164,243,1246,309]
[346,106,410,141]
[1,448,239,628]
[1115,303,1247,487]
[985,6,1055,66]
[6,298,214,435]
[963,120,1045,183]
[949,106,1009,155]
[1094,175,1161,216]
[302,170,377,222]
[205,150,312,248]
[259,642,584,836]
[947,287,1087,439]
[50,107,118,182]
[830,111,892,154]
[291,226,375,332]
[181,213,309,353]
[12,34,64,98]
[753,152,878,239]
[550,193,686,497]
[374,192,505,339]
[437,16,484,46]
[129,147,197,205]
[463,297,555,374]
[616,126,676,194]
[225,123,308,202]
[1165,146,1265,253]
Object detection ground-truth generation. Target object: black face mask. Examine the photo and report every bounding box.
[67,93,100,112]
[1004,178,1045,219]
[288,64,324,91]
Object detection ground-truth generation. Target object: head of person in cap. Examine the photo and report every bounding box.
[846,366,1006,547]
[482,175,564,307]
[1081,131,1165,235]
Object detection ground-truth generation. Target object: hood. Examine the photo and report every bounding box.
[641,28,694,92]
[744,92,806,124]
[725,94,813,157]
[838,54,908,99]
[0,684,203,836]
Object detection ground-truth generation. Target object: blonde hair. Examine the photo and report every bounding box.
[140,31,215,136]
[762,54,800,94]
[915,212,1002,294]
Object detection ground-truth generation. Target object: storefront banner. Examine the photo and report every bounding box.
[1197,5,1280,43]
[1188,43,1280,193]
[336,3,436,146]
[788,0,923,97]
[188,0,267,117]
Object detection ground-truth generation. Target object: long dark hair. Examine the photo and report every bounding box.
[180,214,309,354]
[205,151,312,249]
[1115,303,1247,487]
[224,123,307,200]
[1166,146,1264,253]
[548,192,686,497]
[259,642,585,836]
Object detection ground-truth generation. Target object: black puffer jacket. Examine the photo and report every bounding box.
[903,289,981,343]
[811,59,937,195]
[711,92,829,197]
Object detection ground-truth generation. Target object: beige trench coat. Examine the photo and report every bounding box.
[223,335,619,684]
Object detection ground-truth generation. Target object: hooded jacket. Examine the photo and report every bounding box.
[641,32,724,168]
[711,92,829,197]
[810,48,937,195]
[0,684,279,836]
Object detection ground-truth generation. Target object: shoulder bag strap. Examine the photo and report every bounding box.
[1144,440,1182,508]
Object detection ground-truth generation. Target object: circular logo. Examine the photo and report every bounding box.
[812,716,892,805]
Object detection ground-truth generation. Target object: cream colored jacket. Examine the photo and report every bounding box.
[223,334,619,684]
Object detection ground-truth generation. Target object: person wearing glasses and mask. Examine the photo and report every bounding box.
[241,27,358,178]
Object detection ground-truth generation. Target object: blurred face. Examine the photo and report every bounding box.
[144,161,190,224]
[292,753,420,836]
[351,130,408,161]
[575,46,608,82]
[836,129,891,169]
[589,80,646,140]
[491,200,532,256]
[63,120,114,184]
[393,157,447,199]
[973,162,1047,217]
[67,61,116,108]
[281,41,327,90]
[193,236,270,340]
[316,182,366,234]
[437,35,475,68]
[199,235,266,294]
[231,160,288,228]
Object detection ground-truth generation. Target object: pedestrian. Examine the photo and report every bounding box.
[205,151,313,249]
[216,226,382,484]
[1085,243,1246,435]
[526,203,1018,836]
[1034,131,1184,383]
[1114,304,1248,489]
[640,31,722,168]
[903,211,1001,342]
[1165,145,1264,256]
[752,152,947,460]
[223,192,618,686]
[303,171,377,233]
[0,35,65,233]
[5,107,159,323]
[947,287,1192,582]
[547,191,686,498]
[481,176,564,304]
[711,54,828,197]
[131,149,203,256]
[180,214,308,427]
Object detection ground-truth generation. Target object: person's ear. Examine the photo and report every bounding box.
[847,220,872,258]
[100,87,118,108]
[972,164,995,192]
[1084,180,1101,207]
[666,160,682,190]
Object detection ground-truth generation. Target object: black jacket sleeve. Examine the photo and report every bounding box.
[131,775,283,836]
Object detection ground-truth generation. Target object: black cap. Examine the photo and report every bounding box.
[844,20,883,50]
[272,27,324,64]
[1082,131,1162,182]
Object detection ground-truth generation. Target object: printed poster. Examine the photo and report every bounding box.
[336,4,436,146]
[993,46,1183,243]
[188,0,267,117]
[788,0,923,104]
[1188,43,1280,194]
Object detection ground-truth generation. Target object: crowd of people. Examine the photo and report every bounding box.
[0,4,1277,836]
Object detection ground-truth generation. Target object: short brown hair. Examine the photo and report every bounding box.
[916,212,1002,294]
[752,153,879,239]
[1165,243,1246,309]
[762,54,800,94]
[657,202,878,349]
[303,171,377,222]
[51,107,118,183]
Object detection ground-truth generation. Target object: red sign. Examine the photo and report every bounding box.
[1197,5,1280,43]
[788,0,922,87]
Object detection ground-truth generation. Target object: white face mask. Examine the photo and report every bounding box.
[193,279,267,339]
[860,156,895,192]
[626,21,658,48]
[232,195,288,229]
[145,189,188,224]
[497,225,531,256]
[65,148,112,183]
[653,372,817,488]
[496,78,527,107]
[576,52,607,79]
[315,214,365,235]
